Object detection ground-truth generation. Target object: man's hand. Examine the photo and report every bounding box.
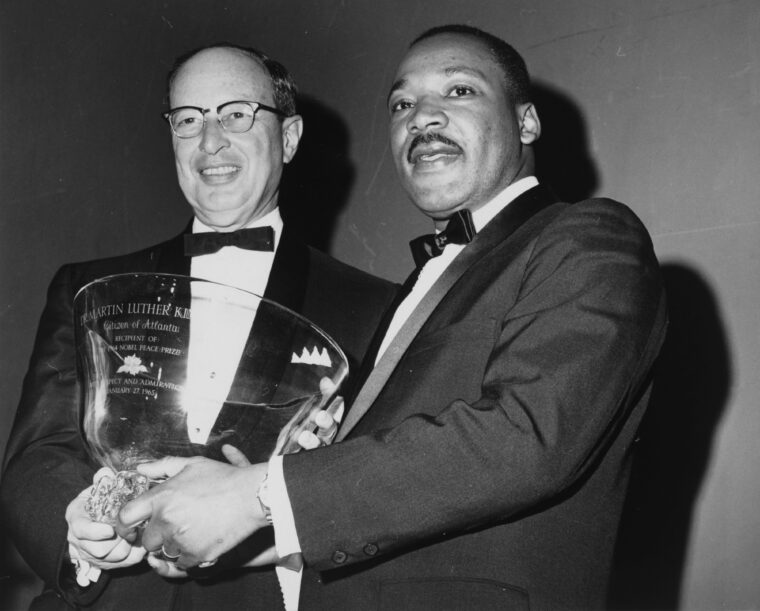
[65,469,147,583]
[296,377,345,451]
[116,454,269,570]
[145,445,276,578]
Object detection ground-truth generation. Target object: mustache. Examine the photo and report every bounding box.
[407,133,462,163]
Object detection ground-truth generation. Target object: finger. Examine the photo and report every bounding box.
[297,430,320,451]
[319,376,337,396]
[157,542,182,562]
[136,522,166,555]
[221,444,251,467]
[73,558,98,587]
[314,409,339,444]
[68,511,116,542]
[315,409,336,430]
[120,526,141,545]
[83,538,141,566]
[101,537,137,563]
[324,396,344,421]
[116,492,155,534]
[331,400,345,424]
[95,547,147,571]
[136,456,193,480]
[92,467,115,485]
[69,519,116,542]
[66,491,113,537]
[78,540,115,562]
[79,531,136,561]
[147,552,189,578]
[104,544,147,570]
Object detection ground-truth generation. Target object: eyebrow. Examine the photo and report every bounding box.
[387,78,408,104]
[443,65,489,80]
[387,65,489,104]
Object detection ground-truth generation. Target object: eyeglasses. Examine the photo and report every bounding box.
[162,100,287,138]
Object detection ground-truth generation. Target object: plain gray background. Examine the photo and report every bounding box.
[1,1,758,609]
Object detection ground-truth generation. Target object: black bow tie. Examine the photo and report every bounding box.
[409,209,476,267]
[184,226,275,257]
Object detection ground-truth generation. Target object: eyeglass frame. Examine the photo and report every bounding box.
[162,100,288,138]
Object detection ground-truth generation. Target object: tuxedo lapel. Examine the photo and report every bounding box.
[337,185,559,440]
[231,226,309,400]
[261,227,309,313]
[343,269,420,407]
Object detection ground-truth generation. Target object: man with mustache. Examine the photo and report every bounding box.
[120,25,667,610]
[0,44,395,610]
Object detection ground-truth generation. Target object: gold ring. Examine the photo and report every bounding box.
[160,544,181,562]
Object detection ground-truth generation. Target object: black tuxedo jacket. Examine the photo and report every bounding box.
[284,186,668,610]
[0,223,396,610]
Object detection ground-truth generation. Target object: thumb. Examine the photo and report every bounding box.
[221,444,251,467]
[115,492,154,537]
[319,376,339,397]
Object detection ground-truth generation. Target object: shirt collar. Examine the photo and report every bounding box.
[468,176,539,233]
[192,207,284,249]
[192,207,283,234]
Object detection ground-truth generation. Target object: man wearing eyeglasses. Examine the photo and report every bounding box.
[0,44,395,610]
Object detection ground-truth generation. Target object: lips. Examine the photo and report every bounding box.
[407,134,463,165]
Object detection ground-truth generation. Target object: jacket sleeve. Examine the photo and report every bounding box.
[282,199,667,571]
[0,264,110,605]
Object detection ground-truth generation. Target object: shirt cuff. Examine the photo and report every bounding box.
[267,454,303,559]
[275,563,303,611]
[268,454,303,611]
[68,543,102,587]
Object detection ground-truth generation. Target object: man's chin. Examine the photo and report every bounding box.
[192,206,251,232]
[192,197,278,231]
[405,182,464,217]
[410,197,464,220]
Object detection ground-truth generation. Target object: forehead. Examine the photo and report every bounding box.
[170,48,273,106]
[391,33,503,91]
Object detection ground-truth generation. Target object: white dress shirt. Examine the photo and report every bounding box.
[185,209,283,443]
[266,177,539,610]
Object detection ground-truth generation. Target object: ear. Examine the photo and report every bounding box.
[281,115,303,164]
[517,103,541,145]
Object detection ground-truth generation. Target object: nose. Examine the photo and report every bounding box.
[407,98,448,134]
[199,116,230,155]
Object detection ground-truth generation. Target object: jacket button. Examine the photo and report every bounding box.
[332,550,347,564]
[363,543,379,556]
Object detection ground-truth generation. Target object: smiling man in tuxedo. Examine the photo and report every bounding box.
[0,43,395,610]
[119,25,667,610]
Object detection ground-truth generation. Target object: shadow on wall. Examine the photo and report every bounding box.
[608,263,731,610]
[530,80,732,608]
[279,95,355,253]
[532,81,599,203]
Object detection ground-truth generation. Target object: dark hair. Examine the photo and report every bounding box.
[166,43,298,116]
[412,24,531,104]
